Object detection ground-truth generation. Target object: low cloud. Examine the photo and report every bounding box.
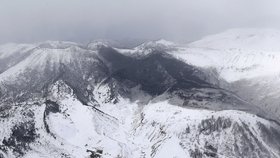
[1,0,280,43]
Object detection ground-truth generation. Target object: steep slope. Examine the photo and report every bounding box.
[161,29,280,121]
[98,47,267,117]
[184,28,280,82]
[0,43,36,74]
[0,41,280,158]
[0,41,109,104]
[2,78,280,158]
[116,39,178,58]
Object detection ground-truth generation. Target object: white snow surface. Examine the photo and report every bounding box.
[4,30,280,83]
[0,43,35,59]
[112,29,280,82]
[189,28,280,51]
[23,97,275,157]
[0,43,94,83]
[177,29,280,82]
[118,29,280,82]
[2,79,275,157]
[1,34,280,157]
[170,47,280,82]
[116,39,177,57]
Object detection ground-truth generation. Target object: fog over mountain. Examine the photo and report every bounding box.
[1,0,280,43]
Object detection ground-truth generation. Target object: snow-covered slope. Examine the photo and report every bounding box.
[161,29,280,82]
[170,47,280,82]
[0,43,36,74]
[1,79,280,158]
[116,39,178,58]
[1,39,280,158]
[189,28,280,51]
[165,28,280,121]
[114,28,280,126]
[0,43,35,60]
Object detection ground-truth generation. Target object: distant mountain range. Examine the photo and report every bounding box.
[0,29,280,158]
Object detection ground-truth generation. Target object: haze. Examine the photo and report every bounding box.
[1,0,280,44]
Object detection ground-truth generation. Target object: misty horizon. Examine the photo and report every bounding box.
[1,0,280,44]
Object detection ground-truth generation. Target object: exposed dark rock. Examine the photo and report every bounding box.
[87,149,103,158]
[98,47,213,96]
[199,117,232,135]
[0,43,280,158]
[2,121,37,156]
[43,100,60,137]
[204,142,218,157]
[190,148,203,158]
[0,104,12,118]
[232,122,271,158]
[45,100,60,115]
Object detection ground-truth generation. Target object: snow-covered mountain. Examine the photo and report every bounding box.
[116,39,178,58]
[160,28,280,121]
[189,28,280,51]
[1,32,280,158]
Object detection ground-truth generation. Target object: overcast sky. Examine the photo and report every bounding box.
[1,0,280,44]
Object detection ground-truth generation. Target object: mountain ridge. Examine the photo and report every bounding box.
[1,29,280,157]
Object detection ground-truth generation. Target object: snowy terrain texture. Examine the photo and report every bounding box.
[1,29,280,158]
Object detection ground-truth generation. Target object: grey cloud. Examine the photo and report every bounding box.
[1,0,280,44]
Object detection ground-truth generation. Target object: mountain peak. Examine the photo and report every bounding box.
[87,40,109,50]
[133,39,177,54]
[1,38,280,157]
[152,39,175,45]
[138,39,175,48]
[37,41,80,49]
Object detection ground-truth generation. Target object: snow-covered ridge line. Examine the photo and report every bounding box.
[2,28,280,83]
[188,28,280,51]
[1,31,280,157]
